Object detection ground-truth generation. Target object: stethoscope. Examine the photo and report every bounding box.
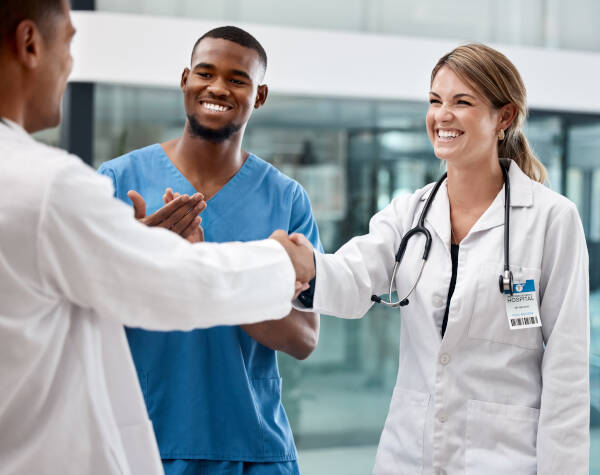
[371,162,513,308]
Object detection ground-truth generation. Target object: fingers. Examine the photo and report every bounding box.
[269,229,289,242]
[163,188,174,204]
[182,217,204,243]
[171,199,206,235]
[269,230,316,283]
[144,193,194,226]
[289,233,313,250]
[293,281,310,300]
[127,190,147,220]
[160,194,205,232]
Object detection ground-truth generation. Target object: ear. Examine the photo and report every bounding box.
[180,67,190,91]
[254,84,268,109]
[497,103,518,131]
[14,20,43,69]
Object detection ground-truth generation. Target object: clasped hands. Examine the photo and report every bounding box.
[127,187,315,299]
[127,188,206,243]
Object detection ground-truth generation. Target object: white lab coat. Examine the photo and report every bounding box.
[307,160,589,474]
[0,120,295,475]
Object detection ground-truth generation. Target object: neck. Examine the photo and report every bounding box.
[446,157,504,212]
[162,121,248,198]
[0,74,27,131]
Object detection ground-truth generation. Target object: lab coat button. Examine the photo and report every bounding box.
[439,353,451,365]
[437,469,447,475]
[438,412,448,423]
[432,295,444,307]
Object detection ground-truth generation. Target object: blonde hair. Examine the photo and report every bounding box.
[431,43,547,184]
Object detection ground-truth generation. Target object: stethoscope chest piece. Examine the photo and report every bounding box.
[499,269,514,296]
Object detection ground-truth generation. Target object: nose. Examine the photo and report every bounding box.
[206,77,230,97]
[435,103,453,123]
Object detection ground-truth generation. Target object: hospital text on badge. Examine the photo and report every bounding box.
[504,279,542,330]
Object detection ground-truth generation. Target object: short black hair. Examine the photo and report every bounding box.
[0,0,64,44]
[192,26,267,73]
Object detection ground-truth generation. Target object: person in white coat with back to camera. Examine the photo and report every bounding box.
[0,1,313,474]
[293,43,589,474]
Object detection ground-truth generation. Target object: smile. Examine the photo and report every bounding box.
[436,128,464,140]
[201,101,232,112]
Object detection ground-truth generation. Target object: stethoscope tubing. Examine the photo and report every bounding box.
[372,163,512,308]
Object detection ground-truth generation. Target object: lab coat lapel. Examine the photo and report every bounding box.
[423,179,452,254]
[469,160,533,235]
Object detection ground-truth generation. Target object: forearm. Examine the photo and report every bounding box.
[40,163,296,330]
[241,309,319,360]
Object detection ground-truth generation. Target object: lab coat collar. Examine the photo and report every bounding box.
[0,117,34,141]
[504,158,534,208]
[419,159,534,241]
[421,179,452,248]
[466,159,534,235]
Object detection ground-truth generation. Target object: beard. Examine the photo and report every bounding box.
[187,114,243,143]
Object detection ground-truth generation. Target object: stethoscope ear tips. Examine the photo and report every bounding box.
[399,299,409,307]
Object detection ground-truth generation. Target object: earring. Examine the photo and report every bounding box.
[498,129,505,140]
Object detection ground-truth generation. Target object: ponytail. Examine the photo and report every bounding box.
[499,128,547,184]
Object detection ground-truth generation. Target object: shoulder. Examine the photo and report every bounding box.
[17,139,107,195]
[389,181,435,212]
[531,181,580,226]
[246,154,310,204]
[98,143,161,177]
[248,154,300,190]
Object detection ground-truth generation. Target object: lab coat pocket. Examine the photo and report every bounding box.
[465,399,539,475]
[373,387,430,475]
[468,262,543,350]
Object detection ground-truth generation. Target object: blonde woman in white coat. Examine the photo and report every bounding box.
[293,43,589,474]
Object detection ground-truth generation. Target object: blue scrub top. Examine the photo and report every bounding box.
[98,144,322,462]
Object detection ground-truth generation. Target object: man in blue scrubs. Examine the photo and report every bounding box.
[98,27,321,475]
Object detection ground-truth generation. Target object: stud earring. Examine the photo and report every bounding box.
[498,129,505,140]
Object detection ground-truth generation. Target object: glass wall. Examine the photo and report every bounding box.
[96,0,600,53]
[92,84,600,474]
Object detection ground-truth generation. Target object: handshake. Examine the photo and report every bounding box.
[269,230,315,298]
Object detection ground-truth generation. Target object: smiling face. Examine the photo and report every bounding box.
[180,37,267,142]
[426,66,502,167]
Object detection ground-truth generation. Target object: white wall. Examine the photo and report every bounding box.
[70,11,600,114]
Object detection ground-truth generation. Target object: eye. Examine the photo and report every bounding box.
[196,72,211,78]
[457,100,472,106]
[429,98,441,104]
[230,79,246,85]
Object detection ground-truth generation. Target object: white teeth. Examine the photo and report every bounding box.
[202,102,228,112]
[438,130,461,138]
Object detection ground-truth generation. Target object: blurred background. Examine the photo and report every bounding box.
[39,1,600,473]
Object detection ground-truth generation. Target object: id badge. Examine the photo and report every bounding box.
[504,279,541,330]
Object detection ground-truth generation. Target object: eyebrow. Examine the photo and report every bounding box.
[429,91,477,100]
[193,62,215,70]
[231,69,252,81]
[192,63,252,81]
